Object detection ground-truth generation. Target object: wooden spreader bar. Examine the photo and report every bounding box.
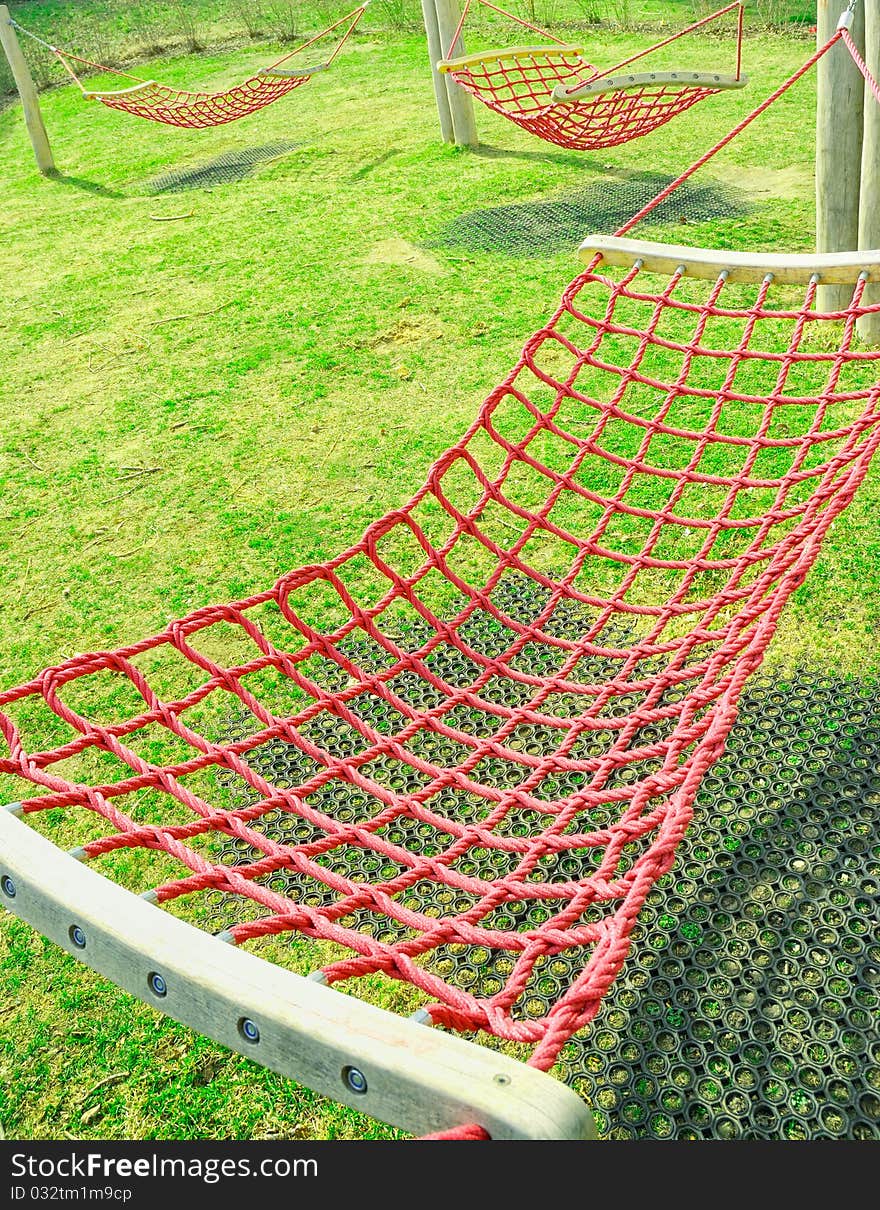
[82,80,158,100]
[580,234,880,284]
[438,44,588,72]
[554,70,747,101]
[0,805,596,1141]
[262,63,329,79]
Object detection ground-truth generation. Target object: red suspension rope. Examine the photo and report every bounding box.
[840,24,880,106]
[265,5,369,72]
[614,28,845,237]
[445,0,570,62]
[589,2,744,85]
[444,0,744,74]
[11,4,369,93]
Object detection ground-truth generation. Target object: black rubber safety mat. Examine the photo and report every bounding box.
[555,667,880,1140]
[146,140,303,193]
[211,614,879,1141]
[429,171,752,257]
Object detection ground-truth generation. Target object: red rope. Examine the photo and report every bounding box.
[420,1123,491,1140]
[588,2,743,85]
[43,4,367,127]
[615,29,843,234]
[266,5,368,71]
[445,0,569,61]
[443,3,748,151]
[52,48,145,86]
[841,25,880,107]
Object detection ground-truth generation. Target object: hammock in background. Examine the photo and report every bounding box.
[8,4,369,129]
[438,1,746,150]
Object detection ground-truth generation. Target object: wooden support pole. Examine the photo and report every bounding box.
[432,0,478,148]
[0,4,55,175]
[421,0,454,144]
[858,0,880,342]
[816,0,865,312]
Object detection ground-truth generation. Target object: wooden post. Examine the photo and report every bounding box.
[0,4,55,175]
[858,0,880,342]
[432,0,478,148]
[816,0,865,312]
[421,0,454,144]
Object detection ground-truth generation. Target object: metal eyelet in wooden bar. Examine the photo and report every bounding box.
[82,80,159,100]
[580,234,880,284]
[437,44,588,72]
[0,808,596,1141]
[553,69,748,102]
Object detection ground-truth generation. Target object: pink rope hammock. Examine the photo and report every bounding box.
[1,19,878,1141]
[10,5,368,129]
[438,1,746,150]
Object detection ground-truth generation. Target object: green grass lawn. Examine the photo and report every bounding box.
[1,3,878,1142]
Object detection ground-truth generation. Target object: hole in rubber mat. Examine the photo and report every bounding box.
[428,171,752,257]
[210,644,880,1141]
[145,141,305,193]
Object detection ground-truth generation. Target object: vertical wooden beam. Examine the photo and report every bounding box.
[421,0,454,144]
[858,0,880,342]
[0,4,55,175]
[816,0,865,312]
[432,0,478,148]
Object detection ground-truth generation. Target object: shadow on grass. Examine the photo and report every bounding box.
[144,140,303,194]
[429,169,752,256]
[49,171,125,199]
[469,141,594,171]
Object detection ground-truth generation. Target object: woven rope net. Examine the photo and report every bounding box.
[18,4,368,129]
[3,255,880,1084]
[439,0,744,151]
[443,52,727,152]
[82,73,313,129]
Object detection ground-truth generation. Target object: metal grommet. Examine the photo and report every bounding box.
[343,1065,368,1094]
[1,874,16,898]
[239,1017,260,1044]
[148,971,168,998]
[69,924,87,949]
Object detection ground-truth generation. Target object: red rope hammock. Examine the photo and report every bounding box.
[443,64,734,151]
[439,1,746,151]
[12,5,368,129]
[75,74,316,129]
[4,253,879,1057]
[2,23,879,1140]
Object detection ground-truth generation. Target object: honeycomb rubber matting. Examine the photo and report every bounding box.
[208,608,879,1141]
[429,170,752,257]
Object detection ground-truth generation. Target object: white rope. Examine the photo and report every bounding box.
[8,18,57,54]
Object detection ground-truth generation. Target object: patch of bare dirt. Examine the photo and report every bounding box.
[364,238,446,274]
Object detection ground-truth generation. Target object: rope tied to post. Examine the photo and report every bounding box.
[4,4,370,128]
[437,1,747,152]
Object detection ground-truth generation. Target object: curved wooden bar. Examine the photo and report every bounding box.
[82,79,158,100]
[580,234,880,284]
[0,806,597,1142]
[438,44,588,72]
[554,69,747,101]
